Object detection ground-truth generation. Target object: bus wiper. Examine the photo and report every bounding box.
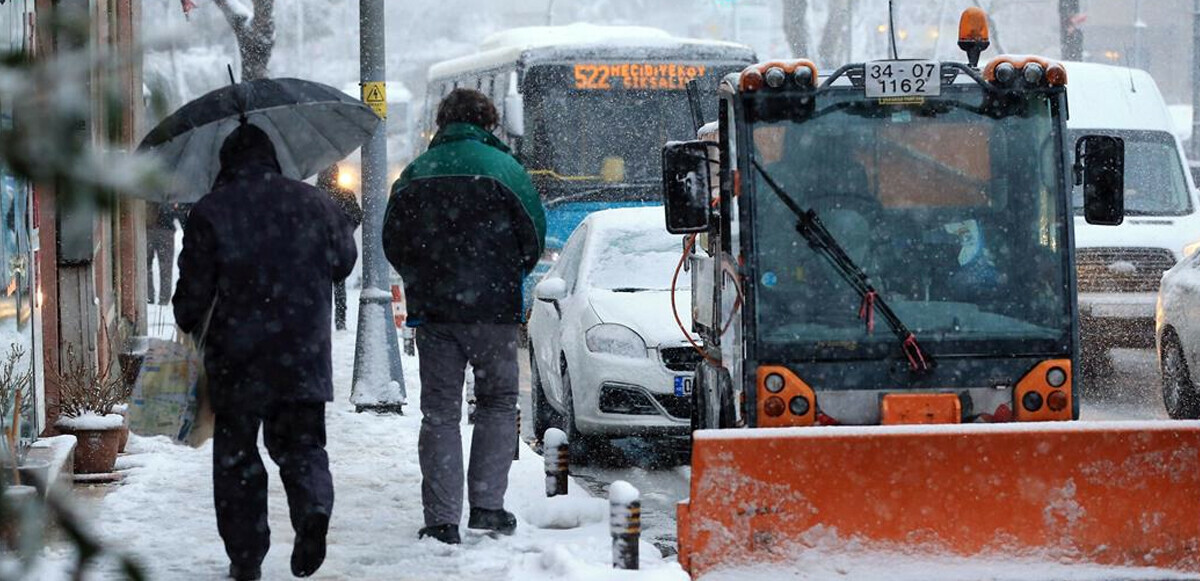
[751,158,934,373]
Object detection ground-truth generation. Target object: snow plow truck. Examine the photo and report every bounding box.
[661,7,1200,578]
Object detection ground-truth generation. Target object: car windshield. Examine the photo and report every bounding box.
[588,224,689,291]
[750,89,1071,356]
[1070,130,1191,216]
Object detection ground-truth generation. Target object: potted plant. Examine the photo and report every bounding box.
[50,345,131,474]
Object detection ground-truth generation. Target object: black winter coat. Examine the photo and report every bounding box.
[173,124,358,412]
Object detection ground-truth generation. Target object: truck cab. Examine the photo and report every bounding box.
[663,54,1124,430]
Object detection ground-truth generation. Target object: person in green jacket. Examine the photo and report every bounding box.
[382,88,545,545]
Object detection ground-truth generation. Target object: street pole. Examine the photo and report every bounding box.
[351,0,406,413]
[1193,0,1200,160]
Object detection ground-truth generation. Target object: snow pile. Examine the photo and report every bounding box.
[53,413,124,431]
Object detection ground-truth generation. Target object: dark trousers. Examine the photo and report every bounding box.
[146,228,175,304]
[213,403,333,568]
[333,279,347,330]
[415,323,519,526]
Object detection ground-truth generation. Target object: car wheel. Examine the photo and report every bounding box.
[1161,333,1200,419]
[561,359,598,464]
[530,347,561,445]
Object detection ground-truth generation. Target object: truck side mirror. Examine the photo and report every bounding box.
[662,140,712,234]
[1074,135,1125,226]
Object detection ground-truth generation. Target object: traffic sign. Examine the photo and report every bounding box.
[362,81,387,119]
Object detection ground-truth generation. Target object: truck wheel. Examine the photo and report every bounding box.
[530,348,561,446]
[1161,334,1200,419]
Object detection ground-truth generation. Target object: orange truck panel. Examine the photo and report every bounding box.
[680,422,1200,578]
[881,393,962,425]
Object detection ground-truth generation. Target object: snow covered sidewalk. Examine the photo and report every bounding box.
[39,296,688,580]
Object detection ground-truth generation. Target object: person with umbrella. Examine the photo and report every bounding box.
[144,76,377,579]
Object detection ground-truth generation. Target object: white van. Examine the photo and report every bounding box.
[1065,62,1200,375]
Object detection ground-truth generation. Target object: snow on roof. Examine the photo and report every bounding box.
[429,23,752,81]
[339,80,413,103]
[1060,61,1173,133]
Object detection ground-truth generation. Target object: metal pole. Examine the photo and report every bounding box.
[1192,0,1200,159]
[1133,0,1145,70]
[351,0,406,413]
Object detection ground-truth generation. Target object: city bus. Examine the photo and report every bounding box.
[421,24,755,312]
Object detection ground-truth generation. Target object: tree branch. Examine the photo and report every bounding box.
[211,0,250,38]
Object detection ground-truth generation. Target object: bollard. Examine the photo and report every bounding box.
[514,406,521,460]
[543,427,568,497]
[609,480,640,570]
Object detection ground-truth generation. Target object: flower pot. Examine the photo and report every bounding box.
[55,414,125,474]
[65,428,122,474]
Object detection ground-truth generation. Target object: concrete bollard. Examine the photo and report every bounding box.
[543,427,568,497]
[609,480,640,570]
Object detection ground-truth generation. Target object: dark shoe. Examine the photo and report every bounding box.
[468,507,517,535]
[228,563,262,581]
[467,399,477,425]
[418,523,461,545]
[290,509,330,577]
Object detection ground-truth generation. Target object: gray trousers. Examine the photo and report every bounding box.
[416,323,519,527]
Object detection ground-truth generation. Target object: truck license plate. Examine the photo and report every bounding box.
[674,376,694,397]
[865,60,941,98]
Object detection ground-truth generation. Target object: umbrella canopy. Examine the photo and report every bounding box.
[138,77,381,203]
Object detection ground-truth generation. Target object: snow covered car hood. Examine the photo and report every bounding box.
[587,288,693,348]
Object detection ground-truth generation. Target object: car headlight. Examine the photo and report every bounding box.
[1184,241,1200,258]
[585,324,647,359]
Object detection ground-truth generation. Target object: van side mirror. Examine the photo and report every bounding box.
[1074,135,1125,226]
[662,140,712,234]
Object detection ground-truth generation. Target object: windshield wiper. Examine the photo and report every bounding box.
[751,158,934,373]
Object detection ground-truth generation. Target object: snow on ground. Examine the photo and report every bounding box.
[37,288,688,581]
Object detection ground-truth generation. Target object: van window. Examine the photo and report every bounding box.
[1071,130,1191,216]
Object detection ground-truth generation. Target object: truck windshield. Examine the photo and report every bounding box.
[750,89,1071,358]
[1069,130,1191,216]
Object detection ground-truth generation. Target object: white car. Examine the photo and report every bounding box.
[1157,251,1200,418]
[527,207,696,454]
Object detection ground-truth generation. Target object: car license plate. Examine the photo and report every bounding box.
[674,376,694,397]
[865,60,940,98]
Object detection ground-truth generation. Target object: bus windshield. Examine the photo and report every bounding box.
[522,63,736,199]
[528,89,695,185]
[750,89,1072,358]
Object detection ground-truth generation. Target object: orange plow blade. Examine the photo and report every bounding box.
[678,421,1200,578]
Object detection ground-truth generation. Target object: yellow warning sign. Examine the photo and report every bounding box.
[362,82,387,118]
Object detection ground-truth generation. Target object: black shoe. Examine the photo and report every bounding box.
[468,507,517,535]
[228,563,261,581]
[290,509,330,577]
[418,523,461,545]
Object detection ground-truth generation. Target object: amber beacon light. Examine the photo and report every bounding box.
[958,7,990,67]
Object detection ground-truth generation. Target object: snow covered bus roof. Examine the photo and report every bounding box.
[428,23,754,81]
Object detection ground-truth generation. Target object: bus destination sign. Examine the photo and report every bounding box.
[573,63,708,90]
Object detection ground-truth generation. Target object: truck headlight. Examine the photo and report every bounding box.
[585,324,647,359]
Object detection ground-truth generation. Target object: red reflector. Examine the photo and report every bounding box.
[1047,390,1068,412]
[764,396,785,417]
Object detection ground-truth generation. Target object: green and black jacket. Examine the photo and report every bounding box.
[383,122,546,325]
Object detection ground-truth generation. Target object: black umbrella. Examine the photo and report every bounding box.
[138,76,381,203]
